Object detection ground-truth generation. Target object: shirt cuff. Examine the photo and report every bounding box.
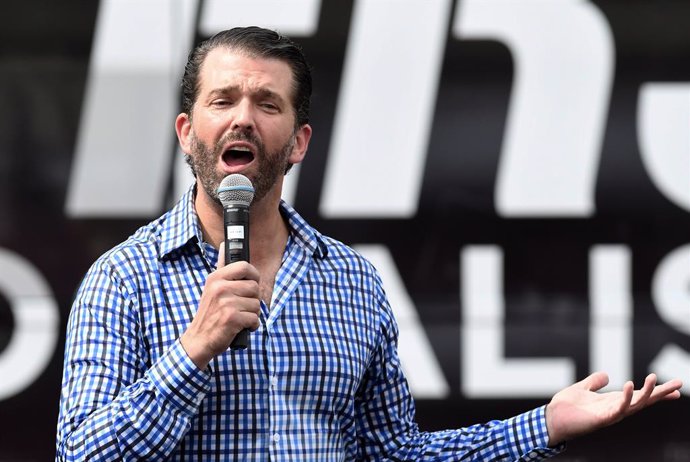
[148,339,212,416]
[504,405,566,460]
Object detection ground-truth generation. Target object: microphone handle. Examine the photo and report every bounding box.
[223,205,250,349]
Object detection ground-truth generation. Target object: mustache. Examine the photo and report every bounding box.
[214,131,263,153]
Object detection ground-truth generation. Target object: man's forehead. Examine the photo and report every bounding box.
[199,47,293,90]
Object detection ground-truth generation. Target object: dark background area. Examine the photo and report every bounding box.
[0,1,688,460]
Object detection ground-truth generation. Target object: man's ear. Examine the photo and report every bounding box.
[288,123,312,166]
[175,112,192,153]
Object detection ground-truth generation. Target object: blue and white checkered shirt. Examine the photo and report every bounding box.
[57,187,562,461]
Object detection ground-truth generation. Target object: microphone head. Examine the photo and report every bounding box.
[217,174,255,208]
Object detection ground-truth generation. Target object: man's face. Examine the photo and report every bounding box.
[186,119,295,206]
[178,48,310,205]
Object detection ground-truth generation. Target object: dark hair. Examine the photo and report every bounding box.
[181,26,312,127]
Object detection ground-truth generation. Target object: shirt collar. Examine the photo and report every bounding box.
[157,186,328,261]
[158,185,205,260]
[279,200,328,259]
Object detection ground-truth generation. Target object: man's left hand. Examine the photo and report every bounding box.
[545,372,683,446]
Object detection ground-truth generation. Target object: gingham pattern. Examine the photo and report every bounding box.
[56,187,563,461]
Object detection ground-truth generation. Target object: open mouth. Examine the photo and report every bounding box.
[222,147,255,168]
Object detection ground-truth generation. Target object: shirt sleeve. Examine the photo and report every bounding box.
[56,256,211,461]
[354,287,565,461]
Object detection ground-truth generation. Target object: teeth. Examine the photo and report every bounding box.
[230,146,251,152]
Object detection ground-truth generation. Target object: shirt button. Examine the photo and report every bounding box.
[272,433,280,443]
[270,376,278,388]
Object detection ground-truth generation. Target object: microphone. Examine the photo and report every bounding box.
[217,174,255,350]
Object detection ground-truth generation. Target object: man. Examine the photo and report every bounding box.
[56,26,682,461]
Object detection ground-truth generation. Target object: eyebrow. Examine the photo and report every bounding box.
[207,86,287,106]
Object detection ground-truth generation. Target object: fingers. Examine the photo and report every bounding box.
[207,260,261,320]
[629,374,656,409]
[214,259,260,282]
[580,371,610,392]
[661,390,682,401]
[625,374,684,415]
[219,278,261,299]
[617,380,634,416]
[209,274,261,319]
[205,268,260,308]
[182,258,263,368]
[236,310,262,332]
[649,378,684,401]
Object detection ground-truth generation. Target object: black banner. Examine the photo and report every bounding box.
[0,1,688,460]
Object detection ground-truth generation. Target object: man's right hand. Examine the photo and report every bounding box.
[180,259,261,370]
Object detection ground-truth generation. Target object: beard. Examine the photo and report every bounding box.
[186,130,295,207]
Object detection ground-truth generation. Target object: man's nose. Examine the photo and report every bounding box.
[231,99,255,132]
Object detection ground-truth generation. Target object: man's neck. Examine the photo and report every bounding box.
[194,183,289,265]
[246,195,289,266]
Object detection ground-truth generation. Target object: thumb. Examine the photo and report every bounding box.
[579,371,610,392]
[216,243,225,269]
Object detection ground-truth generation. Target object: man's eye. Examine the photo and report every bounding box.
[212,100,231,107]
[261,103,279,112]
